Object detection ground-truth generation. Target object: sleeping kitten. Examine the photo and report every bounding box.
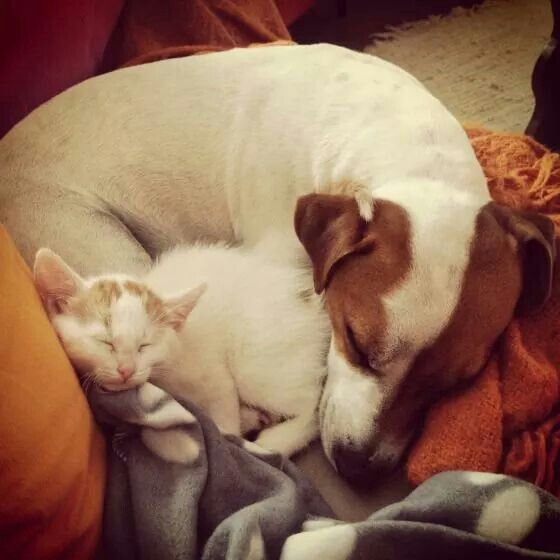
[34,242,330,457]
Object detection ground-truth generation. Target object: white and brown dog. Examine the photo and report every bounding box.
[0,44,555,482]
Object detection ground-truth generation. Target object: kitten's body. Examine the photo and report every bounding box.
[34,242,329,456]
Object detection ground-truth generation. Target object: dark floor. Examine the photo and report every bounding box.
[290,0,484,51]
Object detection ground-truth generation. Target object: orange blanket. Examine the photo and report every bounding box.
[408,128,560,497]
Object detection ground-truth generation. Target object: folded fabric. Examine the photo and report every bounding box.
[88,382,332,560]
[89,382,560,559]
[283,471,560,560]
[102,0,291,70]
[408,129,560,497]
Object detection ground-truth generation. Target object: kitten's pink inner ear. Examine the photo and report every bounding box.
[33,248,84,313]
[164,283,207,330]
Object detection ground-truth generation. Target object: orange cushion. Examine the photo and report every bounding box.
[0,226,106,559]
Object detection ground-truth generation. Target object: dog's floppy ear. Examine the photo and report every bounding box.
[294,194,374,293]
[489,203,556,314]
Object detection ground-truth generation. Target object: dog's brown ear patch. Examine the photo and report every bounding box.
[486,202,557,314]
[294,194,374,293]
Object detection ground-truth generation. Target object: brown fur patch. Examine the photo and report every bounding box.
[324,199,412,368]
[374,206,524,443]
[123,280,165,320]
[69,279,122,324]
[376,202,556,445]
[67,278,164,324]
[299,192,555,473]
[295,194,412,368]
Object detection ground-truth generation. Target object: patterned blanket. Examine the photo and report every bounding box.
[88,382,560,560]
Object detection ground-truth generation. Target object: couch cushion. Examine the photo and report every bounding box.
[0,226,106,559]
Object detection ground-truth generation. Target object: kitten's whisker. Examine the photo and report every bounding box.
[81,373,97,395]
[82,378,92,395]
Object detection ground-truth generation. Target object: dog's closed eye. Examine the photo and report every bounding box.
[345,324,375,371]
[345,324,406,375]
[345,324,361,353]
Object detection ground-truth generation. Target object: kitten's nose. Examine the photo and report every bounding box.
[117,365,134,381]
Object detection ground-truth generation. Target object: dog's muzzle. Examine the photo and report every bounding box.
[331,438,404,486]
[320,342,414,485]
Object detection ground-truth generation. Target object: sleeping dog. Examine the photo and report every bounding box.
[0,44,555,482]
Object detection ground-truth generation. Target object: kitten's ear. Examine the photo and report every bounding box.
[163,283,207,330]
[34,248,85,314]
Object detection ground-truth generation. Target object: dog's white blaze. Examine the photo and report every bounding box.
[321,341,383,465]
[377,179,486,363]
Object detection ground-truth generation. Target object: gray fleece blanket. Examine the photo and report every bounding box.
[88,382,560,560]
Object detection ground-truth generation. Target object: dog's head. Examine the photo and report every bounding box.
[295,186,556,484]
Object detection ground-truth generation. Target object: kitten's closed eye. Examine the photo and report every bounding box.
[100,340,115,351]
[138,343,151,351]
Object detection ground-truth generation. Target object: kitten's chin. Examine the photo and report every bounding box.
[100,379,144,392]
[101,384,132,392]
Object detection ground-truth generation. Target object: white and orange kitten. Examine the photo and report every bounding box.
[34,242,329,456]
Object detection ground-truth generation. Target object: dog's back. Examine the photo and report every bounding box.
[0,44,487,275]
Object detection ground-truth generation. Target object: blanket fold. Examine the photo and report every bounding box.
[89,382,560,560]
[89,382,332,560]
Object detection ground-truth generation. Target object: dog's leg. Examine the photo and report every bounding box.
[254,412,318,457]
[0,187,152,276]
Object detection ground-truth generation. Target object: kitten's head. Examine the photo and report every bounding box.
[34,249,205,391]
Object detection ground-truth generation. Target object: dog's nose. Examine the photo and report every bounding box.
[332,445,373,486]
[368,446,400,479]
[333,443,401,486]
[117,365,134,381]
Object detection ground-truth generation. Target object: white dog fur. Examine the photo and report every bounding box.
[1,44,500,477]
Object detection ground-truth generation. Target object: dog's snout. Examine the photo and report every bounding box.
[332,444,373,486]
[332,440,403,486]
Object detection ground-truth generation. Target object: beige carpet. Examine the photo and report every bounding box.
[364,0,552,132]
